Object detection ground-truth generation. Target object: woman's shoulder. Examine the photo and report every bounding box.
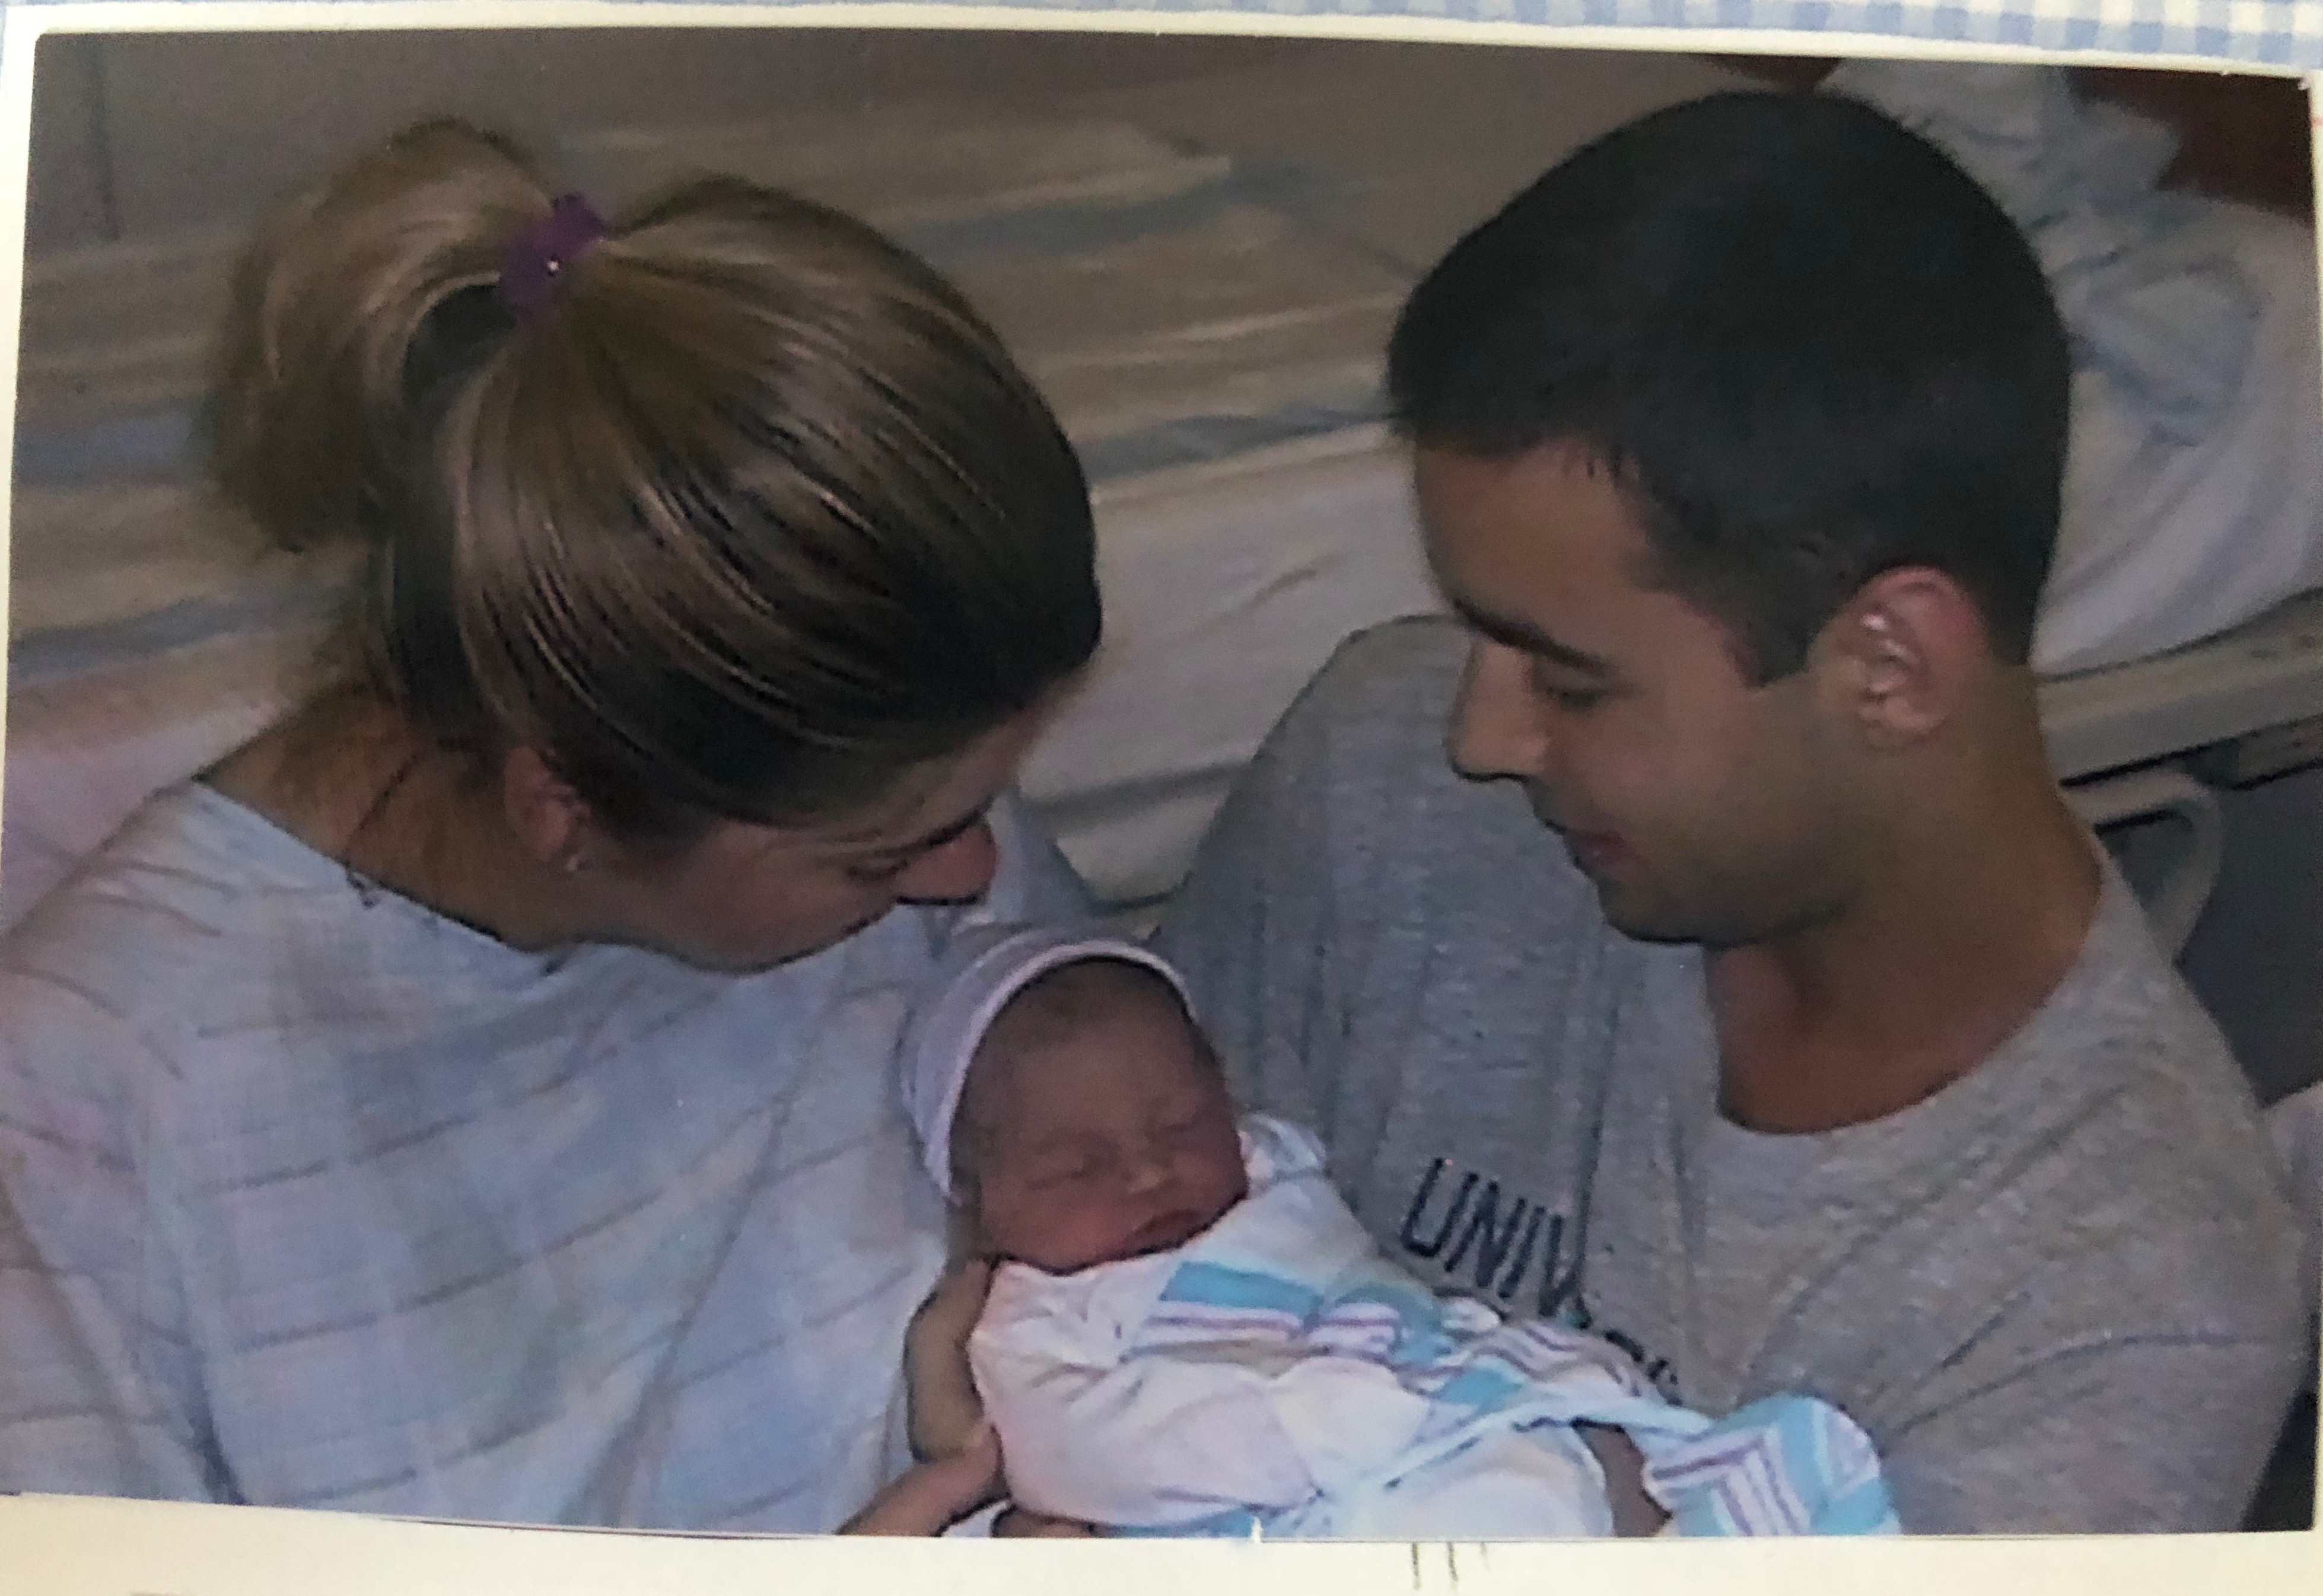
[2,783,335,1047]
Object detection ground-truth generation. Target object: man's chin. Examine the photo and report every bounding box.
[1590,883,1698,947]
[1601,910,1700,946]
[1600,891,1777,951]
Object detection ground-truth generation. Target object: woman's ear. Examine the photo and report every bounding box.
[500,745,594,874]
[1819,568,1984,750]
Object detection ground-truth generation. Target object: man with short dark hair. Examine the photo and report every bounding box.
[1157,91,2308,1533]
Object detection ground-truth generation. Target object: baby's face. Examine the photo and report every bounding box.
[963,964,1249,1275]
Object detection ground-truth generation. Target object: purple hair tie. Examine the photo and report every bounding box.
[497,194,607,320]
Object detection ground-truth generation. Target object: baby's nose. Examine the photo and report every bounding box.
[1122,1149,1175,1194]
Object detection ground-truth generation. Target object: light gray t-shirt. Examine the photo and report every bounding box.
[1156,617,2311,1534]
[0,782,1089,1530]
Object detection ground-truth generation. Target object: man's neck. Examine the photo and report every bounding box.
[1704,775,2104,1136]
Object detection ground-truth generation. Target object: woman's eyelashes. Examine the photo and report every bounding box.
[841,856,911,886]
[838,842,927,885]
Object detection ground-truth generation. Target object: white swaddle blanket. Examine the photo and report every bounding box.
[969,1113,1897,1538]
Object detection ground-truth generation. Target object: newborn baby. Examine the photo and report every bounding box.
[899,922,1898,1539]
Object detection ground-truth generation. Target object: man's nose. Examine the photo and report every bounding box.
[1448,639,1554,781]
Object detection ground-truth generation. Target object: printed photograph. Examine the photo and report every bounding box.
[2,22,2317,1542]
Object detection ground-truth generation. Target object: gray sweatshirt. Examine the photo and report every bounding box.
[1157,617,2310,1534]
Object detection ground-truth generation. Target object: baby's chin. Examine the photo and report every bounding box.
[1110,1200,1231,1261]
[1016,1188,1243,1276]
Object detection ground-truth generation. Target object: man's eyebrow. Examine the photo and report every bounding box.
[1450,596,1614,677]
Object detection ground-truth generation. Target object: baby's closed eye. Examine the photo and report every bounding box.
[1161,1093,1231,1132]
[1024,1152,1106,1190]
[1158,1113,1215,1145]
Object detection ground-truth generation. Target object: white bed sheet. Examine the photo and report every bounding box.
[2039,200,2323,677]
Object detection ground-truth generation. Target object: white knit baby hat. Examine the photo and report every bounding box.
[898,920,1194,1202]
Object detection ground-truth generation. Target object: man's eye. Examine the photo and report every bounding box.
[1531,676,1606,711]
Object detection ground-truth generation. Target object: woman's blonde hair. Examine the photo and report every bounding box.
[212,119,1098,842]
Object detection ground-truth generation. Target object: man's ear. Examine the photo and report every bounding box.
[500,745,593,874]
[1819,567,1986,750]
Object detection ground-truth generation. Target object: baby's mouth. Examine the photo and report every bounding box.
[1123,1206,1214,1257]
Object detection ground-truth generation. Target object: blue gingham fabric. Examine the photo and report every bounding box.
[5,1,2319,71]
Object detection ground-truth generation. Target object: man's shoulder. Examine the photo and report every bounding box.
[1303,616,1469,727]
[1271,616,1487,811]
[1948,909,2304,1346]
[2060,1024,2298,1268]
[2,786,284,1033]
[2035,875,2290,1233]
[1280,618,1590,894]
[1721,971,2307,1455]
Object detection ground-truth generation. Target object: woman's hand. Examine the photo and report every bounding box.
[906,1258,996,1461]
[840,1423,1004,1535]
[865,1257,1101,1537]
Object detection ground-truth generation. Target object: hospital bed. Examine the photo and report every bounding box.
[7,72,2323,964]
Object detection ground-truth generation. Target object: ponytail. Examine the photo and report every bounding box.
[206,118,1099,842]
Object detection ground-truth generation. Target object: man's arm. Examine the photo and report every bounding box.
[1151,634,1375,1129]
[1880,1332,2308,1533]
[1576,1423,1670,1536]
[1873,1210,2311,1535]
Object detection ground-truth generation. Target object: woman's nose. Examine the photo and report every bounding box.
[892,820,999,905]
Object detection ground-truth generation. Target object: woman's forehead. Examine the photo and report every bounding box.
[805,772,949,849]
[809,712,1045,853]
